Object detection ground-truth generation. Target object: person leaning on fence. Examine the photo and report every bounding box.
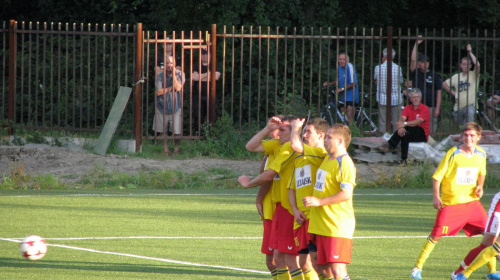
[153,56,184,155]
[379,88,430,165]
[374,47,404,133]
[408,36,442,132]
[191,48,221,133]
[442,44,480,125]
[323,52,360,125]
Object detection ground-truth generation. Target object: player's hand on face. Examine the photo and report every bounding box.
[238,176,251,188]
[267,116,282,131]
[291,118,305,131]
[302,196,320,207]
[433,196,443,210]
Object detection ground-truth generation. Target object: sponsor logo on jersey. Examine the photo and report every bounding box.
[296,165,312,189]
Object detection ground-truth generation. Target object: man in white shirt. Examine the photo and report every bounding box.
[374,48,404,133]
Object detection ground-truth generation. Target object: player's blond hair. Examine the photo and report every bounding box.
[330,124,352,148]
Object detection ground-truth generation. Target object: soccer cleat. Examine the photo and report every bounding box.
[487,272,500,279]
[454,273,467,280]
[451,271,457,280]
[411,267,422,279]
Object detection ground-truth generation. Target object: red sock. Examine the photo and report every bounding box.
[455,244,487,274]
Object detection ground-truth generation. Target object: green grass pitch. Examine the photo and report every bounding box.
[1,188,498,279]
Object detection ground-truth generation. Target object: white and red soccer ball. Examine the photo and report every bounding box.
[19,235,47,260]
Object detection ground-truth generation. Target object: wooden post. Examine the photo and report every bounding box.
[134,23,143,152]
[209,24,217,123]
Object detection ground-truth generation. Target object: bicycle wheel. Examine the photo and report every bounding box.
[356,108,378,133]
[320,106,334,125]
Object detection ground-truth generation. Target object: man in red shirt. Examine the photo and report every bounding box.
[380,88,430,165]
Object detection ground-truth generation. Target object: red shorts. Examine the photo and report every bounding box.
[270,203,297,255]
[261,219,274,255]
[293,219,313,253]
[431,200,487,237]
[311,234,352,265]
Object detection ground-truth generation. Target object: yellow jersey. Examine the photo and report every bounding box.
[268,142,296,213]
[433,145,487,206]
[261,139,281,219]
[308,154,356,238]
[289,144,327,229]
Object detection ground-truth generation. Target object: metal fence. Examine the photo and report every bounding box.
[217,26,500,134]
[1,20,137,134]
[2,21,500,151]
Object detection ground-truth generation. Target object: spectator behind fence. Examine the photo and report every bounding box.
[153,56,185,155]
[487,92,500,120]
[442,44,480,125]
[379,88,430,165]
[191,48,221,134]
[408,36,442,132]
[323,52,360,125]
[374,48,404,133]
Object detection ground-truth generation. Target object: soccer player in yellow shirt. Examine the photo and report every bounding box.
[239,115,302,280]
[289,118,329,280]
[303,124,356,280]
[411,122,498,280]
[257,128,280,278]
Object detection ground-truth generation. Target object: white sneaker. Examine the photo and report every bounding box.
[412,267,422,279]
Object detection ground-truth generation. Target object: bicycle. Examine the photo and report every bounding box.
[320,87,378,133]
[476,91,500,133]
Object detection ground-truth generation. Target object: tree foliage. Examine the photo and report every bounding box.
[3,0,500,31]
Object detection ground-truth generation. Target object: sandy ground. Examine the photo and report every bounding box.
[0,144,411,186]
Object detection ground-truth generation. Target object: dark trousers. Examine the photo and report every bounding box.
[388,126,427,160]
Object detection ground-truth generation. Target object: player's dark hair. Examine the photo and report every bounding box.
[280,115,297,131]
[307,118,329,134]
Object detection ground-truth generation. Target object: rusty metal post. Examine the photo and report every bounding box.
[386,26,393,133]
[134,23,143,152]
[8,20,17,134]
[209,24,217,123]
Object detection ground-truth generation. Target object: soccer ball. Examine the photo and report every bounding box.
[19,235,47,260]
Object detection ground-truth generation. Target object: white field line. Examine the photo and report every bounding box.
[3,192,498,198]
[1,237,268,275]
[0,234,481,276]
[2,235,480,242]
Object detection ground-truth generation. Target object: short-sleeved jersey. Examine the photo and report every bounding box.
[444,71,479,111]
[432,145,487,206]
[268,142,296,213]
[261,156,276,220]
[308,154,356,238]
[261,139,282,218]
[290,145,327,229]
